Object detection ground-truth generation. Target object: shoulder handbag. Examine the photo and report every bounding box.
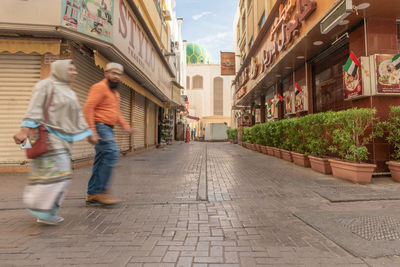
[26,86,55,159]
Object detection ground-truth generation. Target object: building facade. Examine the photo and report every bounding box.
[185,43,234,138]
[233,0,400,171]
[0,0,183,172]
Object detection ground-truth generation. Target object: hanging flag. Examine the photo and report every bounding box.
[267,99,271,108]
[392,53,400,70]
[268,98,273,106]
[344,51,360,77]
[251,106,256,116]
[277,93,284,103]
[295,83,303,96]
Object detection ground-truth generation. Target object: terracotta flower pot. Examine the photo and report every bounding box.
[328,159,376,184]
[387,161,400,182]
[280,149,293,162]
[256,144,262,153]
[272,147,281,158]
[266,146,274,156]
[309,155,332,174]
[291,152,311,167]
[260,145,268,154]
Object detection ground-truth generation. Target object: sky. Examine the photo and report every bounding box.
[174,0,239,64]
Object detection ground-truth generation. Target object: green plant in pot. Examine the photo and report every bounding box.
[382,106,400,182]
[304,112,334,173]
[327,108,382,184]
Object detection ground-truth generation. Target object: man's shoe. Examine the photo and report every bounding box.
[86,193,121,206]
[37,215,64,225]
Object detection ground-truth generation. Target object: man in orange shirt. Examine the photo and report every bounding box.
[84,62,133,206]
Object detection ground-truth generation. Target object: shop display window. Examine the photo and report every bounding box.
[313,46,349,113]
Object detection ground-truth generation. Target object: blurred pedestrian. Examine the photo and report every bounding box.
[193,128,196,139]
[13,60,94,225]
[83,62,134,206]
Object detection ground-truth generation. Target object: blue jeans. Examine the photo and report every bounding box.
[87,123,120,195]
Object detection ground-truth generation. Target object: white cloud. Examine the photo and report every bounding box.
[192,11,212,21]
[195,31,232,46]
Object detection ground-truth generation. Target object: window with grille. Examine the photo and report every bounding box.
[213,77,223,115]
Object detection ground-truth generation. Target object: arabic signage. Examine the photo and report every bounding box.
[237,86,247,100]
[236,0,317,91]
[221,52,235,75]
[376,54,400,93]
[115,0,171,98]
[61,0,114,42]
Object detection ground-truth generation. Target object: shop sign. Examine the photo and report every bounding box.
[344,67,362,99]
[376,54,400,93]
[61,0,114,42]
[237,86,247,100]
[221,52,236,75]
[261,0,317,73]
[115,0,172,98]
[249,57,259,80]
[237,67,249,88]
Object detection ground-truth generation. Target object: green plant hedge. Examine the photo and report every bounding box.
[381,106,400,161]
[227,128,238,142]
[240,108,384,163]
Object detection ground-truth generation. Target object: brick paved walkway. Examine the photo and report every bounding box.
[1,142,400,266]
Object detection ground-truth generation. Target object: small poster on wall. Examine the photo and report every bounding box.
[343,68,362,99]
[283,91,294,114]
[61,0,114,43]
[294,83,306,112]
[376,54,400,93]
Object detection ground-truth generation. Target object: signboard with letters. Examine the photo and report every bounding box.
[220,52,235,76]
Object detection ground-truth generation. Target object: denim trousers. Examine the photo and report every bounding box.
[87,123,120,195]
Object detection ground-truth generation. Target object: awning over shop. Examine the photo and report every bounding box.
[0,38,60,55]
[185,115,200,121]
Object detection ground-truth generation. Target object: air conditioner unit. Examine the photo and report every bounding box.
[320,0,353,34]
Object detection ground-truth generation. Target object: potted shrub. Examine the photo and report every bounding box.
[251,124,263,153]
[327,108,382,184]
[279,119,294,162]
[306,112,334,174]
[262,122,275,156]
[227,128,238,144]
[242,127,251,149]
[290,116,311,168]
[383,106,400,182]
[270,120,283,158]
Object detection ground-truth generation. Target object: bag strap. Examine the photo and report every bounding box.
[43,84,55,124]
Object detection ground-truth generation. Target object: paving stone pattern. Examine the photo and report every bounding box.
[1,142,400,266]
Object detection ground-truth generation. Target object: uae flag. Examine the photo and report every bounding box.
[277,93,284,103]
[251,106,256,116]
[295,83,303,96]
[392,54,400,70]
[267,98,273,107]
[344,51,360,77]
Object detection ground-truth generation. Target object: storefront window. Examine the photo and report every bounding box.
[397,22,400,51]
[282,76,294,115]
[313,46,349,113]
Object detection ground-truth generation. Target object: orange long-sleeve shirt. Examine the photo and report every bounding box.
[83,79,130,134]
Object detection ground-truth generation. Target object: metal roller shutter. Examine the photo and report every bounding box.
[70,50,103,160]
[114,83,131,152]
[147,101,156,146]
[0,52,41,164]
[133,92,145,149]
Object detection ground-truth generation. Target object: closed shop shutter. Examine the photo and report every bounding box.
[114,83,131,152]
[70,50,103,160]
[133,92,145,149]
[147,101,156,146]
[0,52,41,164]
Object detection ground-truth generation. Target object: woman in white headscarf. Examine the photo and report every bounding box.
[13,59,94,225]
